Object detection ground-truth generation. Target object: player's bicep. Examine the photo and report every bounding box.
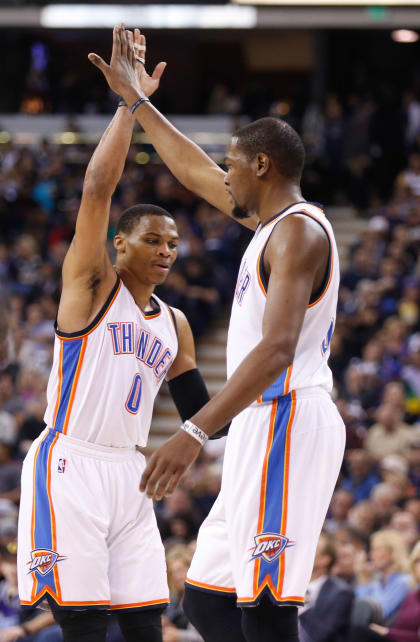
[262,220,324,353]
[62,193,112,282]
[166,308,196,380]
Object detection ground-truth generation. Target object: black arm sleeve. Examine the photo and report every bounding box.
[167,368,230,439]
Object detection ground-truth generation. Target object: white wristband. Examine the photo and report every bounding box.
[180,420,208,446]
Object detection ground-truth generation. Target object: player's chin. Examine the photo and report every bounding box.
[151,269,170,285]
[232,204,251,220]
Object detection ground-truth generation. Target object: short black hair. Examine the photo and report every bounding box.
[116,204,174,235]
[233,117,305,181]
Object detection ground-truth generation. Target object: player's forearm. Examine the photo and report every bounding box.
[83,106,134,198]
[121,87,218,195]
[189,339,294,435]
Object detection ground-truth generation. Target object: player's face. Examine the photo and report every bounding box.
[119,215,179,285]
[224,138,256,219]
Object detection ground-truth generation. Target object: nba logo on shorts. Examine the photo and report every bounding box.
[250,533,294,563]
[57,458,66,473]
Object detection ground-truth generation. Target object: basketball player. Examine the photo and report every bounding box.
[90,26,346,642]
[17,28,222,642]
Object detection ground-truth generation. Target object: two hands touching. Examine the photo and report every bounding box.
[88,24,166,104]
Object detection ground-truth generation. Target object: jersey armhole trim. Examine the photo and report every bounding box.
[55,275,121,340]
[167,306,178,338]
[256,209,333,306]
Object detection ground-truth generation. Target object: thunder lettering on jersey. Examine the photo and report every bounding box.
[227,202,339,401]
[44,276,178,447]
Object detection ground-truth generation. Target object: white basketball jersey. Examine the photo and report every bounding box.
[44,276,178,447]
[227,202,339,401]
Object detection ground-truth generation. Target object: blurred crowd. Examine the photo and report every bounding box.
[0,119,420,640]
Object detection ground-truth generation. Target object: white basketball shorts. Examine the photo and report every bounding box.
[186,387,345,607]
[18,428,169,611]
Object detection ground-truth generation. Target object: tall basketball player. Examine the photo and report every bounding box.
[17,28,221,642]
[90,25,346,642]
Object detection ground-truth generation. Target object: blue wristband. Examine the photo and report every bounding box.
[130,97,150,113]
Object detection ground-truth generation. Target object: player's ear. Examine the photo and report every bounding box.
[114,234,126,253]
[256,153,270,177]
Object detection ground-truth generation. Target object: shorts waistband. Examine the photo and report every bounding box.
[251,386,331,407]
[43,428,138,461]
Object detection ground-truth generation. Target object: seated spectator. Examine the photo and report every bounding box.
[369,484,401,529]
[299,531,354,642]
[355,530,411,623]
[348,500,378,539]
[0,541,61,641]
[388,511,419,551]
[163,545,203,642]
[364,404,418,461]
[379,454,411,497]
[341,449,380,503]
[350,540,420,641]
[324,489,354,534]
[332,540,359,588]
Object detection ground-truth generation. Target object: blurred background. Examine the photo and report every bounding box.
[0,2,420,641]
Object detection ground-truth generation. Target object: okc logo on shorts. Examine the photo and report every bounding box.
[250,533,294,563]
[27,549,66,576]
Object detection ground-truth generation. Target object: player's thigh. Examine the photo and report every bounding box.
[107,452,168,610]
[19,432,111,607]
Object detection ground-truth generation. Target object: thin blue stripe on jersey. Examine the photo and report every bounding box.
[54,339,83,432]
[258,395,291,588]
[33,431,58,595]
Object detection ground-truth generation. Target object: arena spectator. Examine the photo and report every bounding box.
[355,530,411,623]
[299,531,354,642]
[341,450,380,503]
[324,489,354,534]
[0,541,61,641]
[164,545,203,642]
[350,540,420,642]
[364,404,418,461]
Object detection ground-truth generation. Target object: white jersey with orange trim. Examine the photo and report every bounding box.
[18,275,177,611]
[43,275,178,447]
[227,201,339,401]
[186,201,345,608]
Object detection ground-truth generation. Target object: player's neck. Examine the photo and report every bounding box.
[115,266,156,311]
[257,185,304,226]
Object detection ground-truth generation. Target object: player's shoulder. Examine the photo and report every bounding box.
[167,305,189,330]
[270,210,329,249]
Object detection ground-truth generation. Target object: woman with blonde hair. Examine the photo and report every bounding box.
[351,540,420,641]
[355,530,411,623]
[163,545,203,642]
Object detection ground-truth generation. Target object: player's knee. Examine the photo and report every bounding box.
[52,608,108,642]
[241,600,299,642]
[116,607,164,642]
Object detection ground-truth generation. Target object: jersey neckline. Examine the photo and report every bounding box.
[259,201,324,229]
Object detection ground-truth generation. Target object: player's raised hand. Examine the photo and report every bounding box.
[140,430,202,501]
[131,28,167,98]
[88,24,139,97]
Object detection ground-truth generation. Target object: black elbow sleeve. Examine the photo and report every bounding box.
[167,368,230,439]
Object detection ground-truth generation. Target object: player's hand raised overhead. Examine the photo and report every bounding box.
[88,23,166,99]
[140,430,202,501]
